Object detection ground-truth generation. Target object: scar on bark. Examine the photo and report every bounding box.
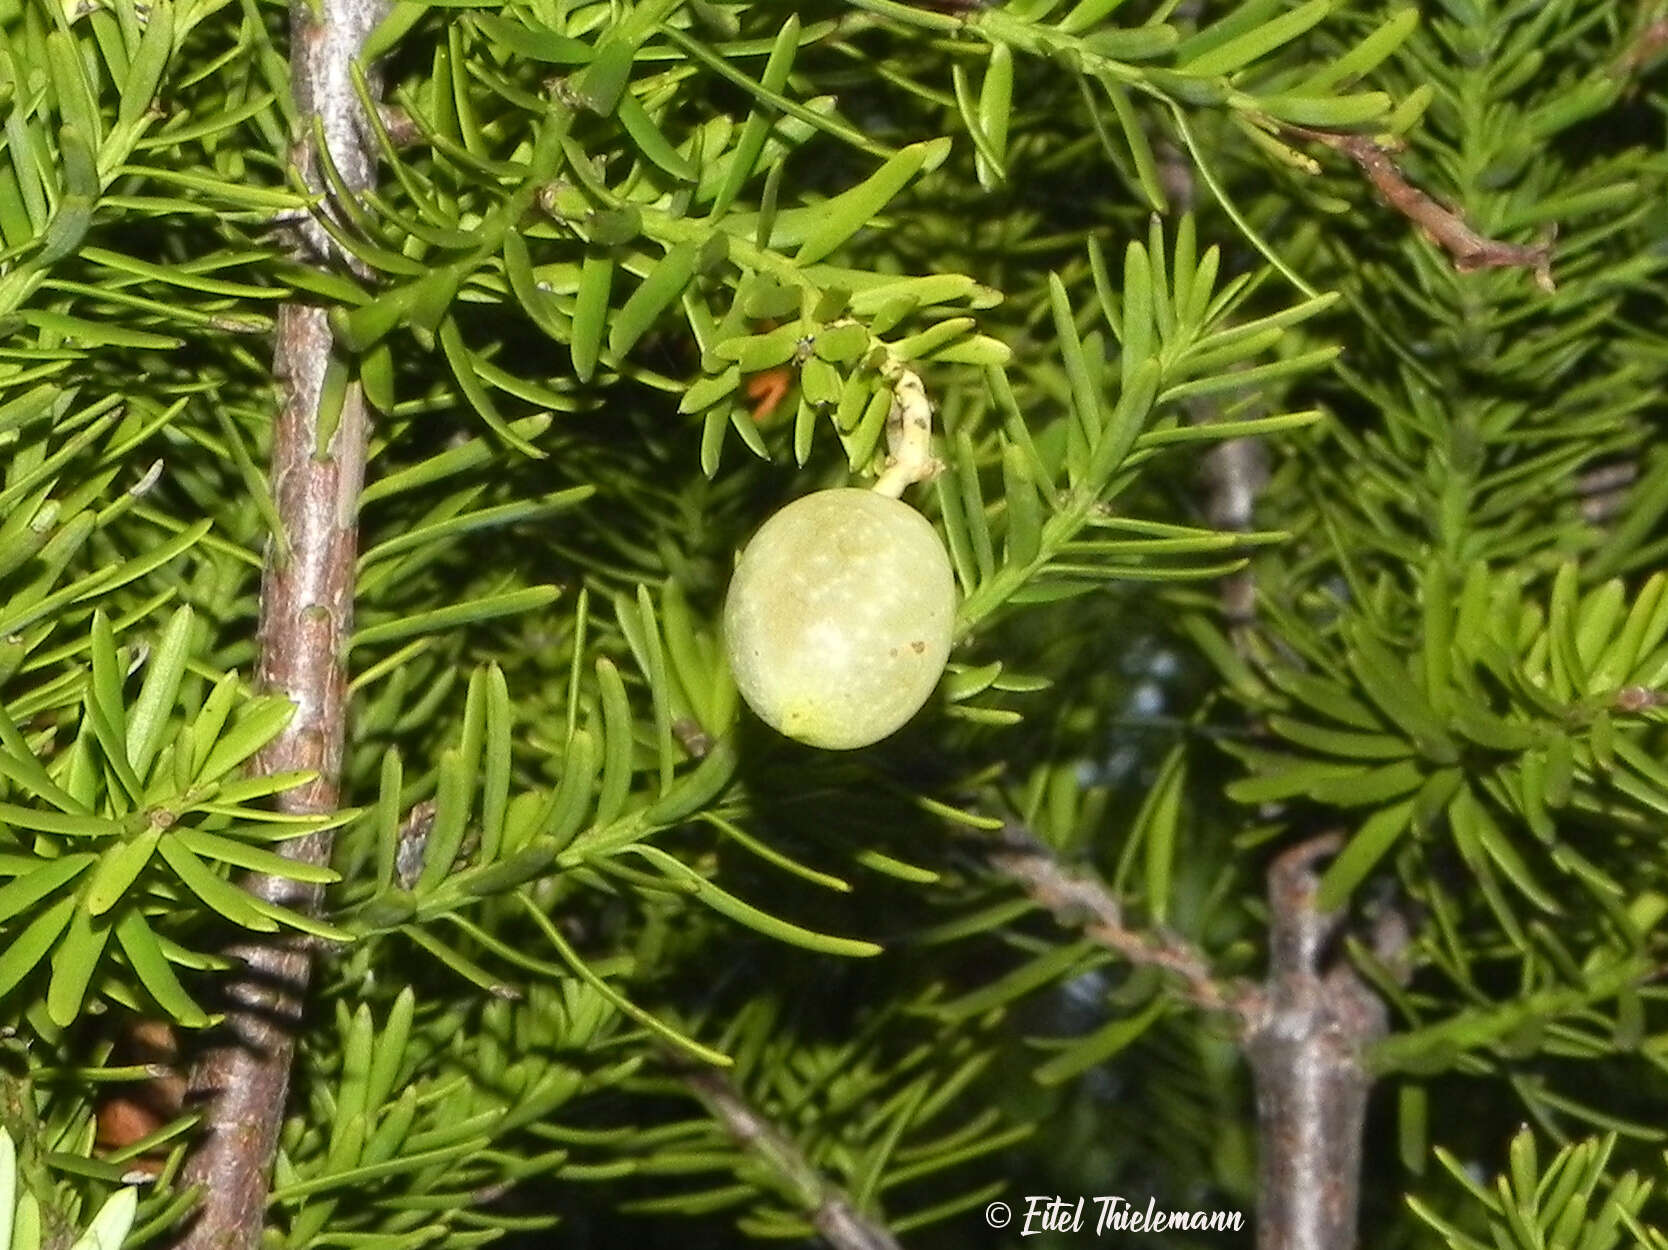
[1281,123,1555,293]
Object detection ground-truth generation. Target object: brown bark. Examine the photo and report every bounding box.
[989,824,1253,1019]
[1283,124,1554,292]
[1241,835,1389,1250]
[175,0,383,1244]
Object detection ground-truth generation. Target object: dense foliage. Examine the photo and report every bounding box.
[0,0,1665,1247]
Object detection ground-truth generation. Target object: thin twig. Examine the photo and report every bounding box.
[987,824,1259,1021]
[671,1060,904,1250]
[1283,123,1555,292]
[176,0,385,1245]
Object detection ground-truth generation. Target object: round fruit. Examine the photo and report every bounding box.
[723,488,956,749]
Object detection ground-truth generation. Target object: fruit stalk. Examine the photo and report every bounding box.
[871,361,943,499]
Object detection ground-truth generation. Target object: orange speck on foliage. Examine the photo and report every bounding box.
[745,367,793,422]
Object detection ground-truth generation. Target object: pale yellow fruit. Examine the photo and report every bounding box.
[723,488,956,749]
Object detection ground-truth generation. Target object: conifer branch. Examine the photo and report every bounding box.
[672,1061,904,1250]
[1156,127,1389,1236]
[1282,124,1555,292]
[984,823,1401,1250]
[177,0,385,1245]
[1176,217,1383,1246]
[1241,834,1392,1250]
